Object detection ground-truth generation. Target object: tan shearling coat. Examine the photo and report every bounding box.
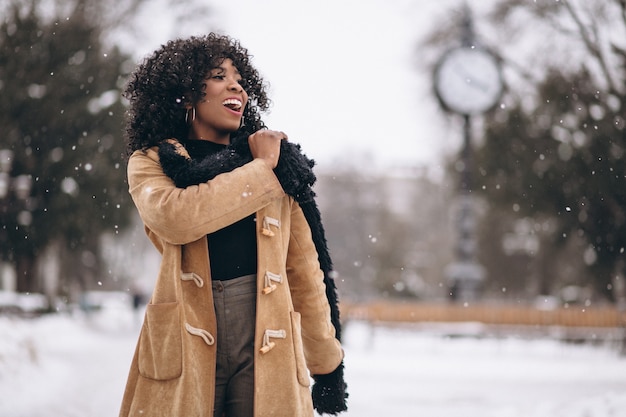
[119,146,344,417]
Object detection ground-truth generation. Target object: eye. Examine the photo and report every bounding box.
[211,75,225,80]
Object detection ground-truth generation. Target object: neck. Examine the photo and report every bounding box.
[188,126,230,145]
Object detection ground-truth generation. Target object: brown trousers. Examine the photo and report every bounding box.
[212,274,257,417]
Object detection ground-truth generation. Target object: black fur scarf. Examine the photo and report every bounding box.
[157,136,348,415]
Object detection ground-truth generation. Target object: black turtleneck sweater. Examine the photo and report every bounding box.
[183,139,257,281]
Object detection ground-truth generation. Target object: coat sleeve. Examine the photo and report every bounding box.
[286,201,343,375]
[127,147,285,245]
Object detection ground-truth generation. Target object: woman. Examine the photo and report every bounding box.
[119,33,347,417]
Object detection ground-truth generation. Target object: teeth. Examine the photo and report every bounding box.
[222,98,242,109]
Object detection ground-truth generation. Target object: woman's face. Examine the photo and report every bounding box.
[190,58,249,144]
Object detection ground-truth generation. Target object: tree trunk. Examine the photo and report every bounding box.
[15,253,38,293]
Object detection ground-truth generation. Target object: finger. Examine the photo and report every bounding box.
[269,131,287,140]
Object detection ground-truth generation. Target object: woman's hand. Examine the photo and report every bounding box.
[248,130,288,169]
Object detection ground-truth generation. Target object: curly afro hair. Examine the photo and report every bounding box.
[123,33,270,154]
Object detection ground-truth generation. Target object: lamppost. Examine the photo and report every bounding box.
[0,149,33,291]
[434,6,503,302]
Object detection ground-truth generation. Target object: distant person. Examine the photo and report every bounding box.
[129,280,145,311]
[119,33,347,417]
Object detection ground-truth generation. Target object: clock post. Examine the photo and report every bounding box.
[434,6,503,302]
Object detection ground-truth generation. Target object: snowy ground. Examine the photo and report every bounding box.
[1,298,626,417]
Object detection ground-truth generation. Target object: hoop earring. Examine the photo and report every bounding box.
[185,107,196,124]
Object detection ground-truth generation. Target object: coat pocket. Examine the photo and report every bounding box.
[138,302,183,381]
[290,311,311,387]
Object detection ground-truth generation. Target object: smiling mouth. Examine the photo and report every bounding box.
[222,98,242,111]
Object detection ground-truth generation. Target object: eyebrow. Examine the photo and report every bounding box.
[211,66,241,76]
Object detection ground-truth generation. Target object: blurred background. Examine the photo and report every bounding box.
[1,0,626,416]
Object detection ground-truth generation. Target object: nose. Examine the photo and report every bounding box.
[228,78,243,93]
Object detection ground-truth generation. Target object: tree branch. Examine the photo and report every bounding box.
[563,0,619,94]
[619,0,626,26]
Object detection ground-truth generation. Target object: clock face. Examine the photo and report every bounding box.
[435,47,503,115]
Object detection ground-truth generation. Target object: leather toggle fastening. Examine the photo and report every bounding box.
[181,272,204,288]
[261,216,280,237]
[260,329,286,354]
[262,271,283,295]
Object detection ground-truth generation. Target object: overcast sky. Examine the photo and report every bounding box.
[122,0,490,174]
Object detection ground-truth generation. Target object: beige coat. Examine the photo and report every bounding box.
[119,147,343,417]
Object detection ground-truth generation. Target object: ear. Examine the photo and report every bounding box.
[181,94,194,110]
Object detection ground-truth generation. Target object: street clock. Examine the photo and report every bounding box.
[434,46,503,115]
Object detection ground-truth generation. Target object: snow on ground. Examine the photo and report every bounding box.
[344,321,626,417]
[1,299,626,417]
